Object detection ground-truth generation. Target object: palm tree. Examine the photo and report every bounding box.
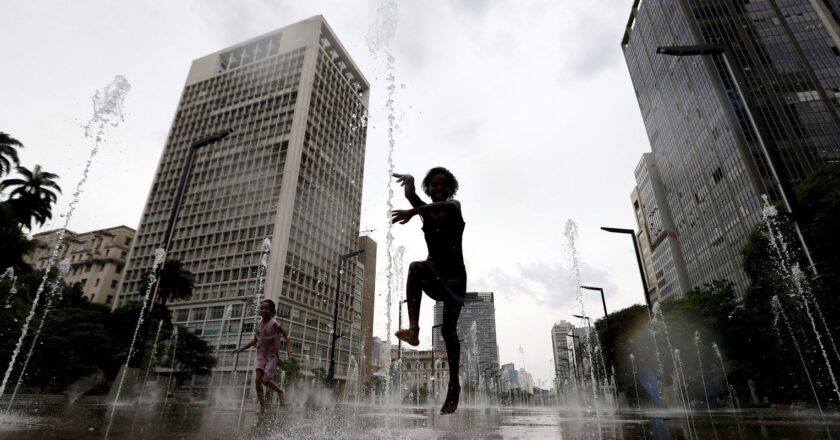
[0,165,61,229]
[140,259,195,307]
[0,132,22,178]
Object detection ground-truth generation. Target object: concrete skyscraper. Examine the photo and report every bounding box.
[622,0,840,292]
[116,16,369,392]
[551,321,573,383]
[433,292,500,376]
[632,153,690,301]
[358,235,377,381]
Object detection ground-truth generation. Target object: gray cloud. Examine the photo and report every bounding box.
[472,259,621,312]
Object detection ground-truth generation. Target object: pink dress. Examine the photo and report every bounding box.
[255,317,282,376]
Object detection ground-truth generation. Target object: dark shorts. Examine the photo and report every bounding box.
[419,260,466,305]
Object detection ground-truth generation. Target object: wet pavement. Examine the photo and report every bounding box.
[2,395,840,439]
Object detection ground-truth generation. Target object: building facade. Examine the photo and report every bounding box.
[631,186,661,303]
[28,226,134,305]
[358,235,377,381]
[432,292,500,376]
[370,337,389,377]
[632,153,691,301]
[115,16,369,393]
[395,348,455,398]
[622,0,840,293]
[551,320,574,383]
[500,363,520,392]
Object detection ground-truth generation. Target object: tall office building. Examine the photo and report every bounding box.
[116,16,369,391]
[630,187,661,303]
[632,153,691,301]
[551,321,573,382]
[358,235,377,380]
[432,292,500,375]
[622,0,840,292]
[500,363,519,392]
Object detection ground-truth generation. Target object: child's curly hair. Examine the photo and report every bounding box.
[422,167,459,199]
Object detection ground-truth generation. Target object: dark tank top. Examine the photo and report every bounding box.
[421,207,466,277]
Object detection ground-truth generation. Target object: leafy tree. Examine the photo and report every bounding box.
[366,375,385,396]
[170,325,216,377]
[2,276,113,394]
[277,358,300,385]
[402,383,428,405]
[138,259,194,306]
[794,162,840,335]
[24,290,113,393]
[147,325,216,390]
[1,164,61,229]
[0,132,22,178]
[795,162,840,276]
[0,203,32,271]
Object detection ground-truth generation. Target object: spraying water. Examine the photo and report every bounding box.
[630,353,648,439]
[761,197,840,403]
[0,76,130,404]
[139,319,165,400]
[712,342,737,409]
[564,220,600,413]
[6,259,72,410]
[1,268,18,310]
[109,247,166,429]
[651,303,694,437]
[253,238,271,316]
[694,332,719,439]
[366,0,399,403]
[162,328,180,413]
[392,245,405,393]
[771,295,824,415]
[415,354,421,407]
[673,349,697,439]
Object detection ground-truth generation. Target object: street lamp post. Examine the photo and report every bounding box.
[655,44,817,275]
[573,314,591,328]
[600,227,653,312]
[558,347,579,381]
[150,129,234,311]
[567,334,583,381]
[128,129,233,371]
[327,249,365,385]
[580,285,608,327]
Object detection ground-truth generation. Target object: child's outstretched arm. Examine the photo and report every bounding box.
[393,173,426,209]
[279,326,292,356]
[391,200,461,224]
[231,336,257,354]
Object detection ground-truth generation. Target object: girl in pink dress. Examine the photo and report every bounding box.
[232,299,292,414]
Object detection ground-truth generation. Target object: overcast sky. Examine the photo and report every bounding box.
[0,0,653,387]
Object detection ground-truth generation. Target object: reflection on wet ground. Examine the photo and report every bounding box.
[2,395,840,439]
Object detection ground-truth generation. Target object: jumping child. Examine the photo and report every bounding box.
[391,167,466,415]
[231,299,292,414]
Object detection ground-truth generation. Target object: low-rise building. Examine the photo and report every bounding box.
[395,348,454,396]
[27,226,135,305]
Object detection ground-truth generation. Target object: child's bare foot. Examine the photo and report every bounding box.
[395,327,420,346]
[439,384,460,415]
